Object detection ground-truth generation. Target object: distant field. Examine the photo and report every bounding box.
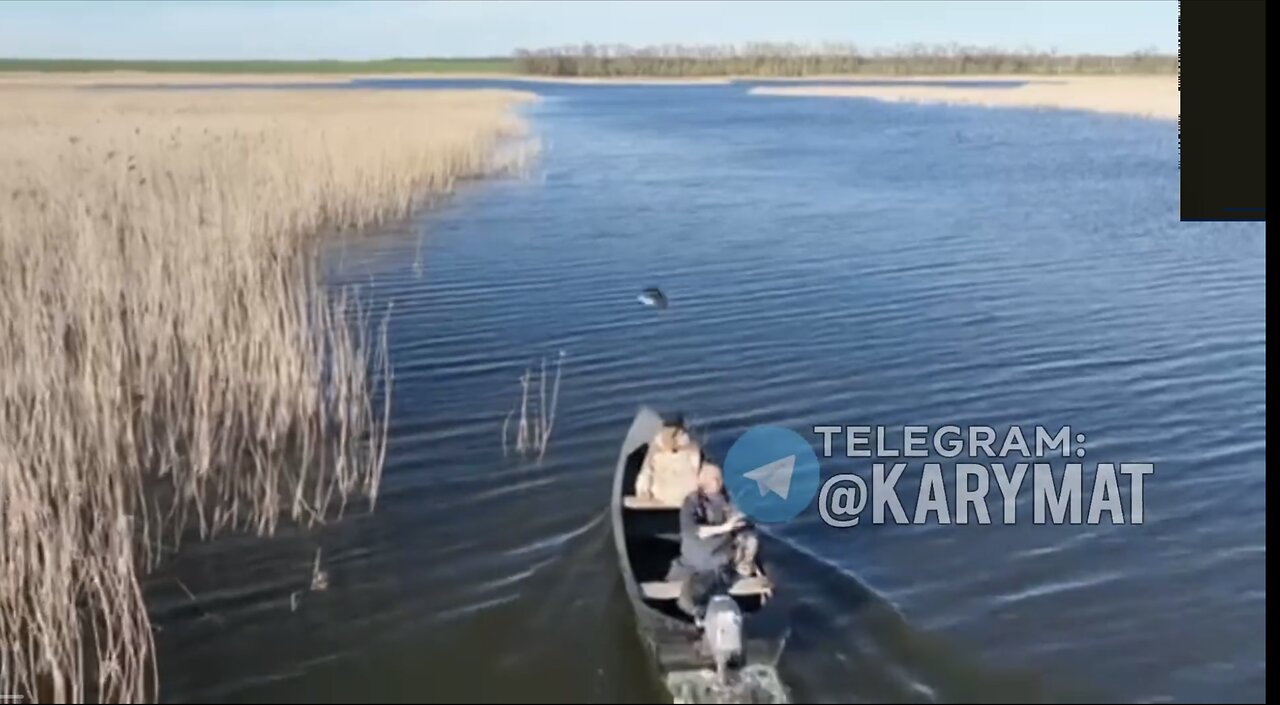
[1,50,1175,80]
[0,57,515,73]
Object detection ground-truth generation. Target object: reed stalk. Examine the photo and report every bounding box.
[504,351,565,462]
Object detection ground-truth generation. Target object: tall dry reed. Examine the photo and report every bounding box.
[0,86,534,703]
[503,352,565,463]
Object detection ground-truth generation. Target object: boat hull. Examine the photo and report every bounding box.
[610,407,789,677]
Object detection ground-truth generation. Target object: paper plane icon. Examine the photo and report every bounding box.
[743,455,796,500]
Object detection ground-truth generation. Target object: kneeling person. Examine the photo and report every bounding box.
[669,461,761,622]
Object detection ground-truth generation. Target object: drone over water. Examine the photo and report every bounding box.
[638,287,669,309]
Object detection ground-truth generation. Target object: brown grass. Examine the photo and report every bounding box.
[0,86,535,702]
[750,75,1179,120]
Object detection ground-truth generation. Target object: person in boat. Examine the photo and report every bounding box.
[670,461,761,622]
[633,415,702,507]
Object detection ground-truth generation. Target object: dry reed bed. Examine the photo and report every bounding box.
[0,86,535,702]
[750,75,1179,120]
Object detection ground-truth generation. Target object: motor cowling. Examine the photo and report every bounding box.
[702,594,743,679]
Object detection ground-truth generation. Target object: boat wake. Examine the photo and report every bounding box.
[666,664,791,704]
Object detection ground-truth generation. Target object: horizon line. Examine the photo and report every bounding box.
[0,48,1178,64]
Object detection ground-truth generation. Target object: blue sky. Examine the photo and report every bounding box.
[1,1,1177,60]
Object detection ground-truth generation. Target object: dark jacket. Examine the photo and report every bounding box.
[678,490,735,572]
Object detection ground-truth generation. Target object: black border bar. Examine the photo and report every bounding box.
[1179,0,1267,222]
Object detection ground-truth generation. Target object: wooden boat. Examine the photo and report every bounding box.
[610,406,789,679]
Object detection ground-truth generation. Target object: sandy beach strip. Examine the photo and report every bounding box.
[749,75,1178,120]
[0,71,734,88]
[0,71,346,86]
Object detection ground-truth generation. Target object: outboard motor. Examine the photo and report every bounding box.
[702,594,744,681]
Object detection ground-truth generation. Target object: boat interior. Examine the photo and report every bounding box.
[618,441,773,623]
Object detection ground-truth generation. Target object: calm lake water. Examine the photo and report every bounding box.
[147,80,1266,703]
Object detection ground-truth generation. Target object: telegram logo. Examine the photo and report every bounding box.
[723,426,822,524]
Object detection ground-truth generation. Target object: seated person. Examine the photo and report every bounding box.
[633,416,702,507]
[668,461,761,622]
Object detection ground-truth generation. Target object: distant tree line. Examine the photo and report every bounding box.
[513,43,1176,77]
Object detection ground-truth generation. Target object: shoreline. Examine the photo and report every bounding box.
[0,71,1177,120]
[748,75,1178,120]
[1,70,1173,89]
